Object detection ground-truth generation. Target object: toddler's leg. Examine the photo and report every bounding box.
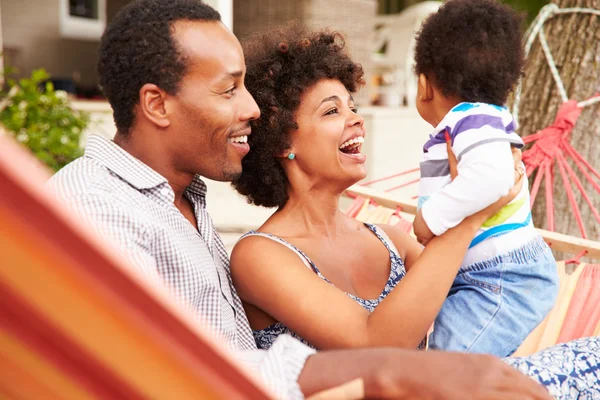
[428,266,505,355]
[430,242,558,357]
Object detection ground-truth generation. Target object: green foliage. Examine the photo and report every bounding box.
[378,0,549,23]
[0,68,89,171]
[501,0,549,23]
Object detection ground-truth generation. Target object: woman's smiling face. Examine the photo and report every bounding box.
[287,79,367,189]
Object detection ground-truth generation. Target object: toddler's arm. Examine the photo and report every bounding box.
[420,138,515,237]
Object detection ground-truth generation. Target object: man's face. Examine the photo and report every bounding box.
[167,21,260,182]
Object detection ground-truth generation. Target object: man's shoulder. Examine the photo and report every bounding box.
[49,157,157,236]
[48,156,148,219]
[49,156,131,201]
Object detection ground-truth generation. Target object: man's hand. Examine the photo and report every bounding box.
[413,209,434,246]
[369,350,552,400]
[299,348,552,400]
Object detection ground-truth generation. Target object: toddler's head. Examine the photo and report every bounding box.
[413,0,525,126]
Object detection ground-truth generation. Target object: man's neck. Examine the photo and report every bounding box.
[113,131,194,202]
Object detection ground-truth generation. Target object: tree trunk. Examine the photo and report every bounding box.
[514,0,600,246]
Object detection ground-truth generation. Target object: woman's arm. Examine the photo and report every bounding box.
[375,225,422,272]
[230,186,520,350]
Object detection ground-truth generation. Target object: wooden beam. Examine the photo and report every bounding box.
[539,229,600,261]
[345,185,418,214]
[344,185,600,260]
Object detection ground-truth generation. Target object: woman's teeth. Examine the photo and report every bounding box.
[339,136,364,150]
[229,135,248,144]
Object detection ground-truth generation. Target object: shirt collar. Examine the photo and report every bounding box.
[84,135,208,201]
[187,176,209,208]
[85,134,168,190]
[432,102,511,135]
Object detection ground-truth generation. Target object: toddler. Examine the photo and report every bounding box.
[412,0,559,357]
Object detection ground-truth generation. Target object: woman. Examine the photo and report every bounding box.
[230,25,599,397]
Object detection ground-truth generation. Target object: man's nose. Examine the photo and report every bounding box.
[241,87,261,121]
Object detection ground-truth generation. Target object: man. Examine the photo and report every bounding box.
[49,1,551,398]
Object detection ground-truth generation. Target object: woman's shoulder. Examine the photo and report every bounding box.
[229,230,322,305]
[232,230,286,258]
[230,229,311,272]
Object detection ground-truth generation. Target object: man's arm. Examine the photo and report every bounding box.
[299,348,552,400]
[235,335,315,399]
[236,334,551,400]
[53,191,162,284]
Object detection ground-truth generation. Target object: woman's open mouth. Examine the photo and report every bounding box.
[339,136,364,154]
[338,136,366,162]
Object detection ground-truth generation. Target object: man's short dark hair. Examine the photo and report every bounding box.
[98,0,221,134]
[414,0,525,106]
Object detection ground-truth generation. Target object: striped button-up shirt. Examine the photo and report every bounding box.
[49,134,315,399]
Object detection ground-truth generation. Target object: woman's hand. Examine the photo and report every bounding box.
[449,140,525,182]
[413,211,434,246]
[465,144,525,226]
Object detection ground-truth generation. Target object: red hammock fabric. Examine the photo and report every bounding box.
[523,100,600,239]
[523,99,600,239]
[522,100,582,171]
[557,264,600,343]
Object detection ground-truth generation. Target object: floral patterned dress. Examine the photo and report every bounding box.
[240,224,600,399]
[241,223,420,350]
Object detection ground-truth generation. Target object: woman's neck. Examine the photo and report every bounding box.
[275,185,347,238]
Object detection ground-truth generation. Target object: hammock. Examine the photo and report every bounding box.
[0,135,272,399]
[513,262,600,356]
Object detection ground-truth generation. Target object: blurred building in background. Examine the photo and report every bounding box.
[0,0,547,245]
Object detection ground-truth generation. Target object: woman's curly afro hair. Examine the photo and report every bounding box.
[414,0,525,106]
[233,24,365,208]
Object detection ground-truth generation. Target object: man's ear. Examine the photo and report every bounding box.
[139,83,171,128]
[418,74,434,102]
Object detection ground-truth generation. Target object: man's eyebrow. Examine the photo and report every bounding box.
[228,70,244,78]
[214,70,243,84]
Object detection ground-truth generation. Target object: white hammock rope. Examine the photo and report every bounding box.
[511,4,600,128]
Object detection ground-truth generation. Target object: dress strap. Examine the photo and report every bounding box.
[365,224,402,259]
[238,231,316,273]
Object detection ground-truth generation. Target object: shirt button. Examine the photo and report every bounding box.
[160,188,170,196]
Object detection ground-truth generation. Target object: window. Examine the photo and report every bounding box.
[378,0,423,14]
[69,0,99,20]
[60,0,106,41]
